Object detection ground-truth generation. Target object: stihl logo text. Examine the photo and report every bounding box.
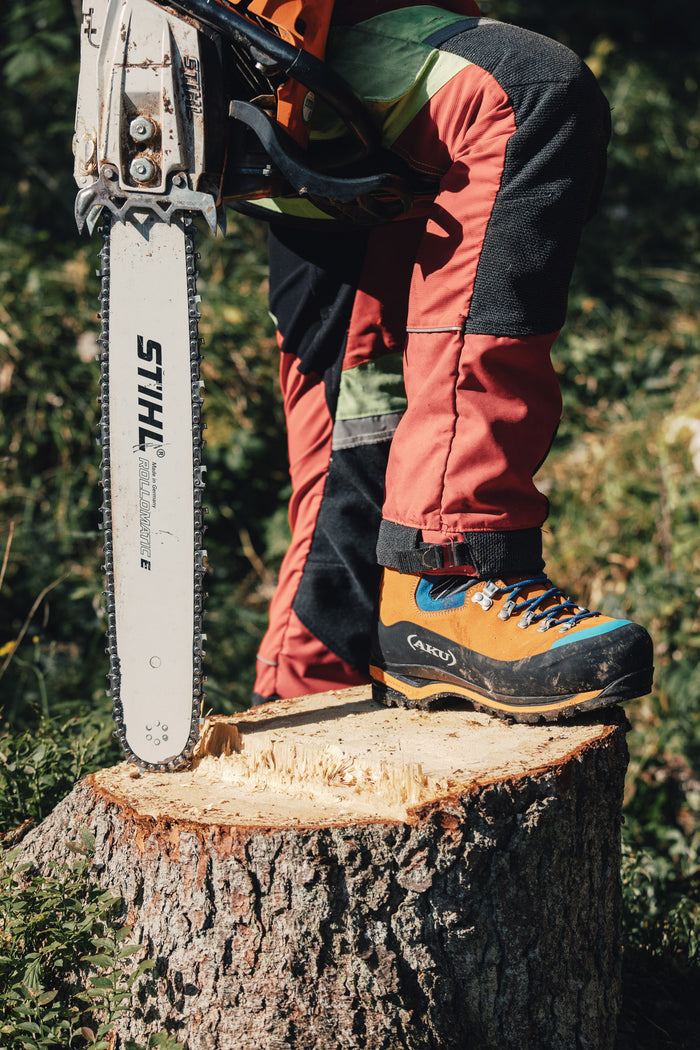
[137,336,163,450]
[182,56,203,117]
[407,634,457,667]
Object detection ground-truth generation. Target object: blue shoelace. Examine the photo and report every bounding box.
[429,573,599,632]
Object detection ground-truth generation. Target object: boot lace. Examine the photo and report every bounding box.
[471,575,599,632]
[429,574,599,633]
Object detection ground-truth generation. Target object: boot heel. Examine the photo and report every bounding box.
[371,678,410,709]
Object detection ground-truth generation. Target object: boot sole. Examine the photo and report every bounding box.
[369,664,654,724]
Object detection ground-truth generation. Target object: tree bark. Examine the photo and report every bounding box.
[17,685,629,1050]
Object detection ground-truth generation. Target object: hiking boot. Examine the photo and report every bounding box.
[370,569,654,722]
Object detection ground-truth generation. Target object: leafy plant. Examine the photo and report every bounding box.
[0,715,120,836]
[621,841,700,961]
[0,831,182,1049]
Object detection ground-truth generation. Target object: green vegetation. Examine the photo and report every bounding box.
[1,830,183,1049]
[0,0,698,1046]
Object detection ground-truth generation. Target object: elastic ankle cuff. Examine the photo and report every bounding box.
[376,521,544,578]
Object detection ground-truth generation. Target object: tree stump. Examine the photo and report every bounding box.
[17,685,629,1050]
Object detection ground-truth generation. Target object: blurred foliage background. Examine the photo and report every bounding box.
[0,0,698,1045]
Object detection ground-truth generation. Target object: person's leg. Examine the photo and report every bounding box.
[378,20,611,569]
[253,220,424,702]
[370,22,653,718]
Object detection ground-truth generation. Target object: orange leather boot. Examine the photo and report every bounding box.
[370,570,653,722]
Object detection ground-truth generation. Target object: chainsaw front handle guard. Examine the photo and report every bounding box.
[230,100,414,222]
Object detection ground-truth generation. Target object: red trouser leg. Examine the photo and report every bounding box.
[382,63,561,537]
[253,353,370,699]
[377,24,610,573]
[384,328,561,537]
[253,223,423,699]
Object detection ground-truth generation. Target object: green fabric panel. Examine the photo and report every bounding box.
[335,355,407,421]
[247,197,337,221]
[322,7,473,146]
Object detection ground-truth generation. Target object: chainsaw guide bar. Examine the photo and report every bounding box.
[98,215,206,770]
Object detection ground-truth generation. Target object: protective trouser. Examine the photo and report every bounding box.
[252,18,611,701]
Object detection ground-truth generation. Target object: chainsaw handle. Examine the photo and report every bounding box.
[230,99,414,221]
[159,0,381,165]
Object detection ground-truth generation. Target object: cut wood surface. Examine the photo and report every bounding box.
[18,685,629,1050]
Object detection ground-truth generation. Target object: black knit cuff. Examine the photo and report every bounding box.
[376,520,544,578]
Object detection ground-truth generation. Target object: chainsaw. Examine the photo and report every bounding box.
[73,0,415,769]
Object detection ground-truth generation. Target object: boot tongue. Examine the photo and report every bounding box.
[426,574,479,602]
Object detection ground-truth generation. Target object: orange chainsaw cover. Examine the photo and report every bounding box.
[223,0,335,142]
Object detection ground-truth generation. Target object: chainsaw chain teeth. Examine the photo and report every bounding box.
[99,216,206,772]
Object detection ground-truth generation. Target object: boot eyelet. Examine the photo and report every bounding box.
[472,591,493,611]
